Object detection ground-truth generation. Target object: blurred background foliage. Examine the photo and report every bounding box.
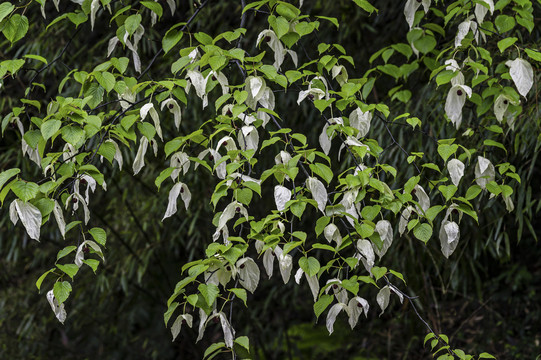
[0,0,540,359]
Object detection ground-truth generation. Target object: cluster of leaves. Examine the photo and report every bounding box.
[0,0,539,358]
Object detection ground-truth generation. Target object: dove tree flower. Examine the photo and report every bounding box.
[506,58,534,98]
[475,156,495,189]
[1,0,534,357]
[445,83,472,128]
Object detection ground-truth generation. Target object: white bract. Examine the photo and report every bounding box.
[331,64,348,86]
[171,314,193,342]
[355,239,375,273]
[294,268,319,302]
[216,201,248,235]
[105,139,123,170]
[256,29,297,70]
[325,297,371,333]
[349,108,372,138]
[439,205,463,257]
[52,200,66,238]
[170,152,190,180]
[9,199,42,241]
[324,223,343,248]
[162,183,191,220]
[237,257,260,293]
[413,184,430,213]
[75,240,103,267]
[186,70,208,108]
[440,220,460,258]
[133,137,149,175]
[493,94,517,126]
[326,303,346,335]
[404,0,431,29]
[297,77,329,105]
[319,117,343,155]
[90,0,99,31]
[445,84,472,128]
[65,193,90,225]
[399,206,414,236]
[325,279,348,304]
[447,159,465,186]
[274,247,293,284]
[198,312,235,348]
[206,70,230,95]
[506,58,534,98]
[347,297,370,329]
[46,290,67,324]
[474,0,494,24]
[374,220,393,258]
[306,177,327,213]
[274,185,291,212]
[160,98,182,130]
[245,76,267,109]
[455,16,478,48]
[237,126,259,151]
[263,247,275,278]
[376,285,391,315]
[475,156,495,189]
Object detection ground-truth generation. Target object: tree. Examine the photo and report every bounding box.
[0,0,540,358]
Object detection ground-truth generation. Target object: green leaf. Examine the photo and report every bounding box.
[88,227,107,246]
[389,270,406,284]
[234,336,249,350]
[413,35,436,54]
[198,283,220,306]
[36,268,55,292]
[524,49,541,62]
[41,119,62,141]
[67,11,88,27]
[194,32,213,45]
[94,71,115,92]
[313,294,334,319]
[315,216,330,237]
[413,223,432,243]
[465,185,482,200]
[56,264,79,279]
[497,37,517,53]
[299,257,320,277]
[437,144,458,162]
[2,14,29,44]
[309,163,333,184]
[124,14,142,36]
[164,302,179,326]
[209,55,227,71]
[230,288,247,306]
[83,259,100,273]
[61,126,85,146]
[495,15,515,33]
[163,24,184,54]
[98,141,116,164]
[56,246,77,261]
[352,0,378,14]
[24,54,48,65]
[478,353,496,359]
[0,3,15,23]
[141,1,163,18]
[361,205,381,221]
[0,168,20,191]
[53,281,72,304]
[438,185,457,202]
[11,180,39,202]
[424,333,436,346]
[371,266,387,281]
